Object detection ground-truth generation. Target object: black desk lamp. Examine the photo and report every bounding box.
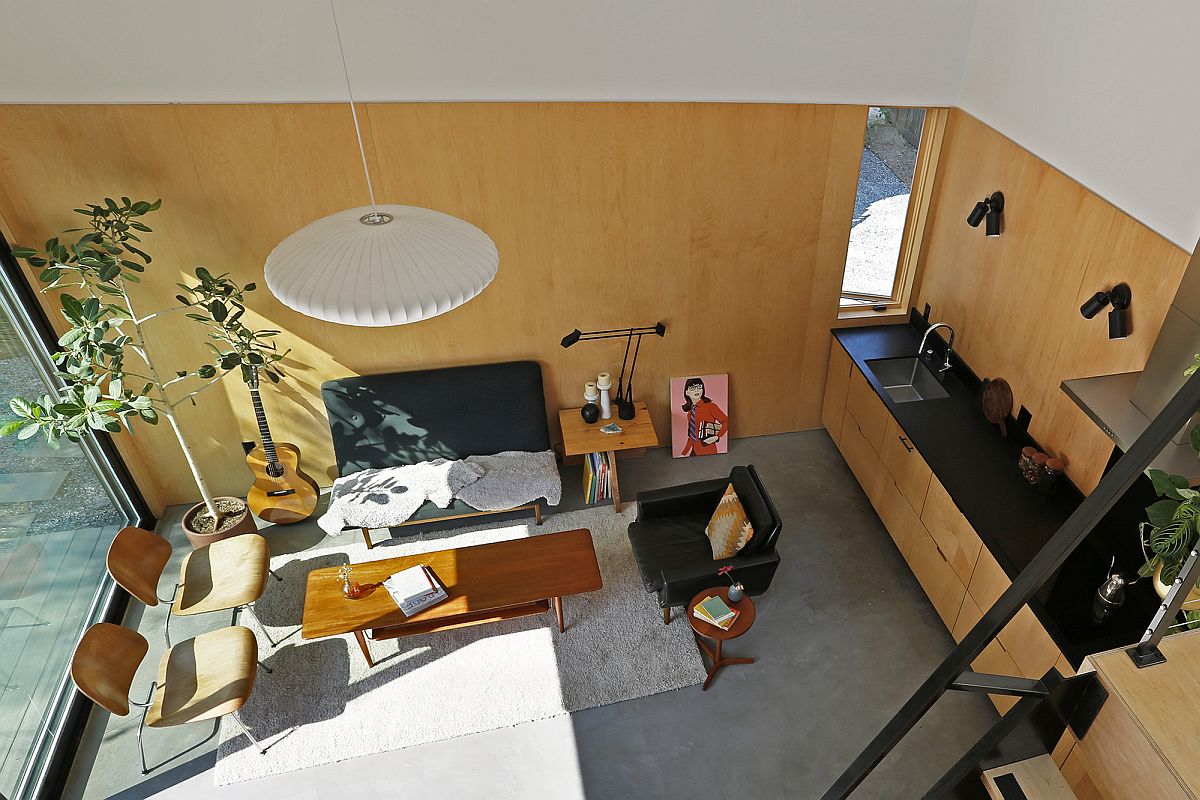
[560,322,666,419]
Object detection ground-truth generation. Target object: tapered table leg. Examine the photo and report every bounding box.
[608,450,622,512]
[696,634,754,690]
[354,629,375,668]
[553,596,565,632]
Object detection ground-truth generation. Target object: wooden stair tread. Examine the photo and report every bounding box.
[983,755,1077,800]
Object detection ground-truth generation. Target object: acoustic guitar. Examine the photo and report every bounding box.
[245,367,320,525]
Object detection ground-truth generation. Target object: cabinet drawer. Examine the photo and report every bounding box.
[876,477,925,561]
[846,367,888,452]
[822,339,852,446]
[955,593,1021,714]
[906,527,967,630]
[838,409,888,507]
[880,416,933,516]
[998,605,1063,681]
[968,546,1011,610]
[920,478,984,586]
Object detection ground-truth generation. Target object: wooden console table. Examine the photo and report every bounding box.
[558,401,659,512]
[301,529,602,667]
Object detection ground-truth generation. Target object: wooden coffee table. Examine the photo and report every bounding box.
[302,528,602,667]
[688,587,756,690]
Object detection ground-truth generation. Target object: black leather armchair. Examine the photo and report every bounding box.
[627,465,782,623]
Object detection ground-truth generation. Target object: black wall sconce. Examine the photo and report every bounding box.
[560,322,666,419]
[966,191,1005,237]
[1080,283,1132,339]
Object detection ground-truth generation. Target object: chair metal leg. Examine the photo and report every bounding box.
[232,712,266,754]
[256,659,273,675]
[269,568,282,582]
[242,603,282,648]
[136,704,150,774]
[163,608,173,648]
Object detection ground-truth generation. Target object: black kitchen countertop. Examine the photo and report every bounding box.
[833,319,1093,658]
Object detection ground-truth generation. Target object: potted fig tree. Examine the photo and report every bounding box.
[1,197,287,547]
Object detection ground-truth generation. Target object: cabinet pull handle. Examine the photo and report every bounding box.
[899,435,913,453]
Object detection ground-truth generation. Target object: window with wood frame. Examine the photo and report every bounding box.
[840,106,946,314]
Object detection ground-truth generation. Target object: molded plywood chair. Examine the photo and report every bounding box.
[70,622,267,773]
[107,526,280,645]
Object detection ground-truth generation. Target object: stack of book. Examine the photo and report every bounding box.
[582,451,612,504]
[382,564,448,617]
[693,594,740,631]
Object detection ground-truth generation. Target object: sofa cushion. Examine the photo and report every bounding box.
[705,484,754,559]
[627,513,715,592]
[321,361,551,476]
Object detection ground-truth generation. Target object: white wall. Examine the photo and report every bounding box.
[0,0,977,105]
[958,1,1200,251]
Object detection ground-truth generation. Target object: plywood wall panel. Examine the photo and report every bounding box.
[0,102,864,511]
[914,110,1191,493]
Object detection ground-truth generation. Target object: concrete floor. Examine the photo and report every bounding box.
[62,430,998,799]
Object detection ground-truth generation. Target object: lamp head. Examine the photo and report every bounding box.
[1080,292,1110,320]
[560,329,582,348]
[654,321,667,337]
[967,201,988,228]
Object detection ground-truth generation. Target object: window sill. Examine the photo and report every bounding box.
[835,306,910,327]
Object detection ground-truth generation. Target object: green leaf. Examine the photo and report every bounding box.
[243,282,257,292]
[209,301,228,322]
[0,420,25,437]
[1147,499,1180,528]
[17,424,41,440]
[196,364,216,379]
[219,353,241,370]
[10,245,37,259]
[1148,468,1188,500]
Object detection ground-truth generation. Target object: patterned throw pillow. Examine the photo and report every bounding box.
[705,484,755,559]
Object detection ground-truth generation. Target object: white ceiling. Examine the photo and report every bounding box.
[959,0,1200,251]
[2,0,1198,250]
[0,0,977,105]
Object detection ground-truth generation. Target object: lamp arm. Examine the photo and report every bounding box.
[624,333,644,403]
[616,330,633,398]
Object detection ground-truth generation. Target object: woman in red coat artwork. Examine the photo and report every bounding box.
[679,377,728,457]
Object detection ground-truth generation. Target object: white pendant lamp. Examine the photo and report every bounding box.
[264,1,499,327]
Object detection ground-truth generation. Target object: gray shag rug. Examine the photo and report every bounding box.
[214,505,706,784]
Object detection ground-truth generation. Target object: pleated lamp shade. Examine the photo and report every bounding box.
[264,205,499,327]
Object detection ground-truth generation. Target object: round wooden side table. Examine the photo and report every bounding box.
[687,587,756,690]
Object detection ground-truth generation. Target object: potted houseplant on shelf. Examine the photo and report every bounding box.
[1,197,287,547]
[1138,446,1200,624]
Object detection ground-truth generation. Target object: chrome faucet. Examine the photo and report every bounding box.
[918,322,955,374]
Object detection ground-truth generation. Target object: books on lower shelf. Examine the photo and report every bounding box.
[382,565,448,617]
[693,594,740,631]
[582,451,612,505]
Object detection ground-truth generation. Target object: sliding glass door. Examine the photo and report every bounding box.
[0,251,146,799]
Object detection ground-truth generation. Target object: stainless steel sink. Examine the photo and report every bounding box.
[865,357,950,403]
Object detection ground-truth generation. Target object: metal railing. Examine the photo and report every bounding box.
[821,367,1200,799]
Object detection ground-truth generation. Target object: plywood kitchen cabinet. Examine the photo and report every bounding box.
[880,416,933,515]
[822,339,852,446]
[846,366,888,452]
[823,341,1068,710]
[839,408,888,507]
[921,477,983,586]
[906,527,968,629]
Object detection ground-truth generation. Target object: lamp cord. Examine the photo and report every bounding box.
[329,0,378,215]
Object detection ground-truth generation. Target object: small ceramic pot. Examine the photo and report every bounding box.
[727,583,745,603]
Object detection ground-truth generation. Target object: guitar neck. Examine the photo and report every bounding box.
[249,385,278,463]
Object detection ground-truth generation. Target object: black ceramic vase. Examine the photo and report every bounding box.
[580,403,600,424]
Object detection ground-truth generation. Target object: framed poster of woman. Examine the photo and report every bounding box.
[670,374,729,457]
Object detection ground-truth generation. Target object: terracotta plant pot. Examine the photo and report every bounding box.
[182,496,257,549]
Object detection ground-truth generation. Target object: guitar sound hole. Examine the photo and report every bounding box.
[266,462,286,479]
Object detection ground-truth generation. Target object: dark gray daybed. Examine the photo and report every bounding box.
[321,360,552,548]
